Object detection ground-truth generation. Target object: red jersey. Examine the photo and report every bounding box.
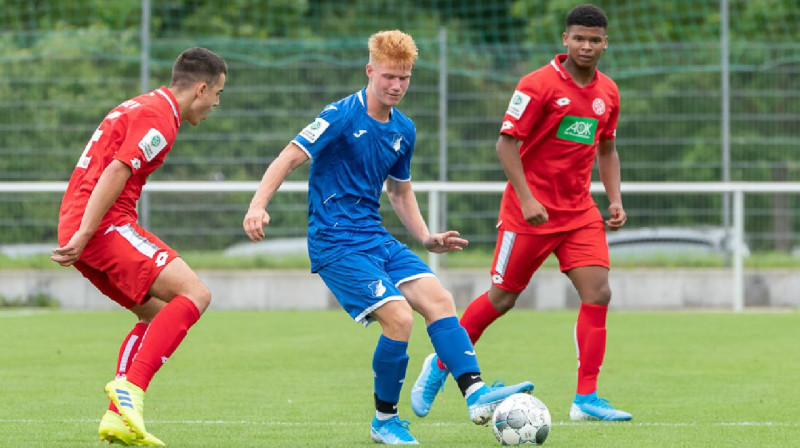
[58,87,181,238]
[498,54,619,234]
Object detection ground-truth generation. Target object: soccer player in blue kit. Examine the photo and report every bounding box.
[243,30,533,445]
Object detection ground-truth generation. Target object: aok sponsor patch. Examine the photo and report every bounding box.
[300,117,330,143]
[138,128,168,161]
[556,115,598,144]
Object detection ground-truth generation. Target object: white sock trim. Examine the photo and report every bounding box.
[376,411,398,421]
[464,381,486,400]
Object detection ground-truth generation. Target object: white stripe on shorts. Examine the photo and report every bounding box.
[494,230,516,276]
[395,272,436,287]
[355,295,406,327]
[105,224,159,258]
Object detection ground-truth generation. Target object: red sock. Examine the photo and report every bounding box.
[575,303,608,395]
[125,296,201,391]
[109,322,148,413]
[436,291,502,370]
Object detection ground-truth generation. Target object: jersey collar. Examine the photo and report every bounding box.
[551,54,598,88]
[155,86,181,127]
[358,87,394,121]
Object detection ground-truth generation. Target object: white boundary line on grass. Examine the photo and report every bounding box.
[1,419,799,428]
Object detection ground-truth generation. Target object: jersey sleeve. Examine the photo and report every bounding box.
[114,111,173,175]
[291,104,348,160]
[388,127,415,182]
[499,78,543,141]
[600,88,620,141]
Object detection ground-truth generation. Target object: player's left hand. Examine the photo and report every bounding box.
[606,202,627,231]
[424,230,468,254]
[243,207,271,242]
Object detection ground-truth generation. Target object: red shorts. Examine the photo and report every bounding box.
[70,222,179,309]
[490,220,609,293]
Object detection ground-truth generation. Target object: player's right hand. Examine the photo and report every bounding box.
[50,230,92,267]
[521,198,548,226]
[243,207,271,242]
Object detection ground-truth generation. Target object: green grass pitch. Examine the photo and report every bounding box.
[1,309,799,447]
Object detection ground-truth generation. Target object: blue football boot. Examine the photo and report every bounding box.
[370,416,419,445]
[467,380,535,425]
[410,353,449,417]
[569,392,632,421]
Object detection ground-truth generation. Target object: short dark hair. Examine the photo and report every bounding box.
[171,47,227,89]
[566,4,608,29]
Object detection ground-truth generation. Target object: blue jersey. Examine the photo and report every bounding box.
[291,88,417,272]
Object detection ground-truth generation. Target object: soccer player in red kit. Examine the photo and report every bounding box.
[51,47,227,445]
[411,4,633,422]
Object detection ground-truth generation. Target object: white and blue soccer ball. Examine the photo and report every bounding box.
[492,393,551,446]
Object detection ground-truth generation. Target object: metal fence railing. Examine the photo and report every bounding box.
[5,180,800,312]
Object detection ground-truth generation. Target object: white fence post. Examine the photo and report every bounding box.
[428,188,440,273]
[732,188,745,312]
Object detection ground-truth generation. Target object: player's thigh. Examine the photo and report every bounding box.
[554,220,610,272]
[148,257,211,312]
[380,240,451,319]
[556,221,611,305]
[398,276,456,324]
[491,228,561,293]
[565,265,611,305]
[74,260,139,310]
[317,248,407,327]
[78,223,180,307]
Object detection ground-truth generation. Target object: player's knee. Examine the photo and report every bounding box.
[585,284,611,306]
[395,310,415,333]
[599,285,612,305]
[380,306,414,339]
[489,288,520,313]
[433,289,455,308]
[186,284,211,313]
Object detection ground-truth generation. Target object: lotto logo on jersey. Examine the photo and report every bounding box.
[556,116,598,144]
[300,117,330,143]
[138,128,168,161]
[505,90,531,119]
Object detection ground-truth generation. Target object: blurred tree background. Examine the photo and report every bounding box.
[0,0,798,253]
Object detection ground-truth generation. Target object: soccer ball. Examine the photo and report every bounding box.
[492,393,551,446]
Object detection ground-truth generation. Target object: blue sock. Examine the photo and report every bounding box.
[427,316,480,379]
[372,334,409,408]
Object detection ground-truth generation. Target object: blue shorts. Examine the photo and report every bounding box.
[317,239,435,326]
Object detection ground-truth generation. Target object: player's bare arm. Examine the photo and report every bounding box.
[597,139,626,230]
[244,142,309,242]
[385,177,468,253]
[496,134,548,225]
[51,160,132,266]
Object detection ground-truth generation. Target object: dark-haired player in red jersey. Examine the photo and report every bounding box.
[51,47,227,445]
[411,4,633,422]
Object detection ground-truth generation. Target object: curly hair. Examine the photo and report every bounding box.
[566,4,608,29]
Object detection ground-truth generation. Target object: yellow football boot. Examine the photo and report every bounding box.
[105,378,148,440]
[98,410,165,446]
